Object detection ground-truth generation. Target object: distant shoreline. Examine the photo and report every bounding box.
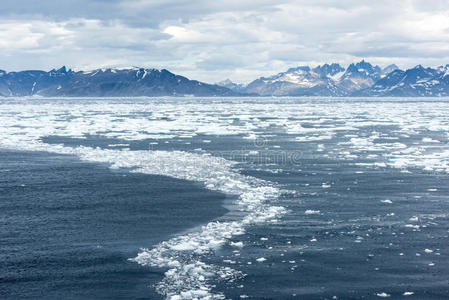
[1,61,449,97]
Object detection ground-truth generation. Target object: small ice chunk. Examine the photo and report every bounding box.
[405,224,420,229]
[223,259,236,264]
[424,249,433,253]
[381,199,393,204]
[422,137,439,143]
[207,239,226,249]
[230,241,244,248]
[305,210,320,215]
[403,292,414,296]
[376,292,390,297]
[256,257,266,262]
[170,241,199,251]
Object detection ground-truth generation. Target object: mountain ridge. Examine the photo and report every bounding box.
[2,62,449,97]
[355,64,449,96]
[232,60,394,96]
[0,67,240,97]
[219,61,449,97]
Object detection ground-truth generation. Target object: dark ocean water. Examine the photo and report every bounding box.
[0,150,226,299]
[1,97,449,299]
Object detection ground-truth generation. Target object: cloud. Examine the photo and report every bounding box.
[1,0,449,83]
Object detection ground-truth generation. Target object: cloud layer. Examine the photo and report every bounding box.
[1,0,449,83]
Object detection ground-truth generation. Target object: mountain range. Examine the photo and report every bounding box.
[219,61,449,97]
[0,67,238,97]
[1,61,449,97]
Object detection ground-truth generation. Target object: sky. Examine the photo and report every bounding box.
[1,0,449,83]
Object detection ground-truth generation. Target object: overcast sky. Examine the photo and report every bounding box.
[1,0,449,83]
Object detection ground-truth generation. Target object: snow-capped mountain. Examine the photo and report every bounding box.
[381,64,399,77]
[0,67,239,97]
[244,64,344,96]
[0,67,71,97]
[242,60,389,96]
[216,79,248,93]
[2,62,449,97]
[225,61,449,97]
[337,60,382,93]
[356,64,449,96]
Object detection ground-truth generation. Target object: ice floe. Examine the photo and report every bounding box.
[1,96,449,299]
